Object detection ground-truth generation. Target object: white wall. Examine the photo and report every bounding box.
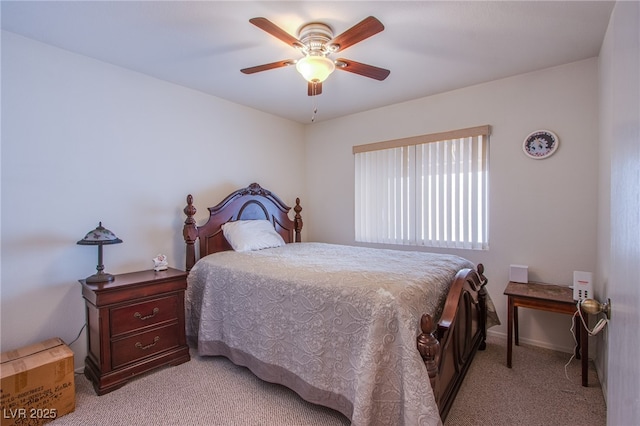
[305,58,600,354]
[0,31,306,369]
[598,1,640,422]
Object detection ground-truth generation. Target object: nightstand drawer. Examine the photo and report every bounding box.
[111,295,179,336]
[111,322,181,369]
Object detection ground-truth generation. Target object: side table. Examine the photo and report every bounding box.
[80,268,191,395]
[504,281,588,387]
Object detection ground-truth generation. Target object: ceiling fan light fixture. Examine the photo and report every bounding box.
[296,55,335,83]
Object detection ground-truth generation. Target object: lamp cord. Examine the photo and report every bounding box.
[564,312,580,383]
[65,322,87,346]
[65,322,88,376]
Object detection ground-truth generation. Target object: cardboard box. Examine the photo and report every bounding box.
[1,338,75,426]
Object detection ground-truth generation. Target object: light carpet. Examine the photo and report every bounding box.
[50,335,605,425]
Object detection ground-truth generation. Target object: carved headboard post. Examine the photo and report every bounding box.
[183,194,198,271]
[294,197,303,243]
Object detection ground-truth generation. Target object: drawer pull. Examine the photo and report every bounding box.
[134,307,159,321]
[135,336,160,351]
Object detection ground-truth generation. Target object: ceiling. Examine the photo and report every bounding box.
[1,1,614,124]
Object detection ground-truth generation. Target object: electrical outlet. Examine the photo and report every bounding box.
[573,271,593,301]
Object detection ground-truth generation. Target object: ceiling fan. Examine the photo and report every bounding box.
[241,16,390,96]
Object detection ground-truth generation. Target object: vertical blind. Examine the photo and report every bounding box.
[354,125,490,250]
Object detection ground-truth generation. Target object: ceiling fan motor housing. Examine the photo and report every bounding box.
[297,22,335,55]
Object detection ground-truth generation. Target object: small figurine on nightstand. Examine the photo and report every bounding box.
[153,254,168,271]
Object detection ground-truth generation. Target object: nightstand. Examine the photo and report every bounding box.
[80,268,191,395]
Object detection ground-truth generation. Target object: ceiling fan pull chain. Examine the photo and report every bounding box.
[311,83,319,122]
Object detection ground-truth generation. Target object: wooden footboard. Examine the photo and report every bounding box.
[417,264,488,421]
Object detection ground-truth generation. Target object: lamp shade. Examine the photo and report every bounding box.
[296,55,336,83]
[77,222,122,245]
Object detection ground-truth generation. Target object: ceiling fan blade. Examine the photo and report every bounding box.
[336,58,390,81]
[249,17,303,48]
[328,16,384,52]
[241,60,294,74]
[308,81,322,96]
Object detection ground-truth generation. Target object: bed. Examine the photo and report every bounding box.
[183,183,495,425]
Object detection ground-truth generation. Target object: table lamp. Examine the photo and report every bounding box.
[77,222,122,283]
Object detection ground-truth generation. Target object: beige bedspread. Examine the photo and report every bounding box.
[186,243,478,426]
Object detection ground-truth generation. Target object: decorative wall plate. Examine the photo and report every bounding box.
[523,130,559,159]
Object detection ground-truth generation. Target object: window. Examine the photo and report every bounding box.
[354,125,490,250]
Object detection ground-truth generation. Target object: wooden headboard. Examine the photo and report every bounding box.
[183,183,303,271]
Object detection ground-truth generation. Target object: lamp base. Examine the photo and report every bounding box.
[85,272,115,283]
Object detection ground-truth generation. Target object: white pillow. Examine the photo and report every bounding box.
[221,220,286,252]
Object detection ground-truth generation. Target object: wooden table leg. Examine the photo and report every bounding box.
[514,305,519,346]
[507,296,513,368]
[581,315,589,387]
[574,314,581,360]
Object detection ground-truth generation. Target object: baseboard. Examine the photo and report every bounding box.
[486,329,586,358]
